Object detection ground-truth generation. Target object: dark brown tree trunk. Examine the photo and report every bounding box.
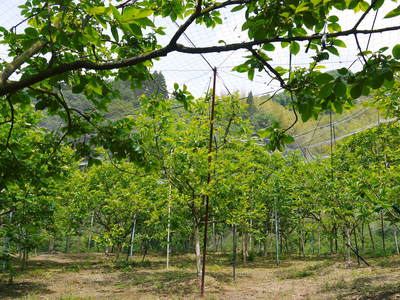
[368,223,375,250]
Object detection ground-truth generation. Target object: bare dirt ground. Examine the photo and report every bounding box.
[1,252,400,299]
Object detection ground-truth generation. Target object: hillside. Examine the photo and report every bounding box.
[255,95,383,157]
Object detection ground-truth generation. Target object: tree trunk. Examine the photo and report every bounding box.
[318,232,321,255]
[264,237,268,257]
[141,241,148,262]
[345,227,351,264]
[360,223,365,251]
[77,236,81,253]
[353,226,360,265]
[368,223,375,250]
[311,231,315,255]
[48,238,55,253]
[381,211,386,253]
[65,235,71,253]
[242,232,247,263]
[300,232,305,257]
[394,230,399,255]
[249,219,253,252]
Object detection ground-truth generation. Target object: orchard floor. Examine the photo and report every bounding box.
[1,252,400,300]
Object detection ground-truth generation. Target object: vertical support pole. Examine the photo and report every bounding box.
[2,211,13,272]
[87,212,94,249]
[200,67,217,297]
[167,184,172,269]
[381,211,386,253]
[232,224,237,280]
[394,229,399,255]
[211,217,215,251]
[274,198,279,265]
[129,215,137,258]
[368,223,375,250]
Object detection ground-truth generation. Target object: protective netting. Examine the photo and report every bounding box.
[0,1,397,156]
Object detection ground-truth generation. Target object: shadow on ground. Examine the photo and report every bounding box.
[322,274,400,300]
[0,281,52,298]
[115,269,233,296]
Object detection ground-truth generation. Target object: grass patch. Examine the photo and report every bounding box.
[285,270,314,279]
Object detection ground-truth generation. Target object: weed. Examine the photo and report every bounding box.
[285,270,314,279]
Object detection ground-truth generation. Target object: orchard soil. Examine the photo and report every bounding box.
[1,252,400,299]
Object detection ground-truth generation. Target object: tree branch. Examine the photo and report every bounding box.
[249,48,287,88]
[354,33,368,65]
[352,0,377,31]
[0,40,47,86]
[1,23,399,97]
[5,96,14,149]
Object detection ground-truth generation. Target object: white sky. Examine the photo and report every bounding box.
[0,0,399,97]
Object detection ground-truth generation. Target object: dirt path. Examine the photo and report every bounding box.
[1,253,400,299]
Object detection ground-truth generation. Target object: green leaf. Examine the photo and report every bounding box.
[281,42,290,48]
[328,15,339,22]
[248,68,255,80]
[350,83,363,99]
[384,5,400,18]
[262,43,275,51]
[290,41,300,55]
[87,6,107,15]
[111,26,119,42]
[174,83,179,90]
[326,46,339,56]
[315,73,335,85]
[121,8,153,23]
[24,27,38,38]
[275,66,288,75]
[319,83,333,98]
[337,68,348,75]
[333,81,347,97]
[392,44,400,59]
[333,39,346,48]
[231,5,245,12]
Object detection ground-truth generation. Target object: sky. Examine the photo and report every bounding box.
[0,0,399,97]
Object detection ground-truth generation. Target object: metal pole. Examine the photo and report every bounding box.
[232,224,237,280]
[200,67,217,297]
[129,215,137,258]
[167,184,171,269]
[274,199,280,265]
[87,212,94,249]
[2,211,13,272]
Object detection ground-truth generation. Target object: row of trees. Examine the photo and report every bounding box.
[1,90,399,281]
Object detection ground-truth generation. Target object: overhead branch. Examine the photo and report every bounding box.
[354,33,368,65]
[176,25,400,54]
[352,0,377,30]
[282,93,298,134]
[0,23,399,96]
[249,48,287,88]
[0,40,47,86]
[168,0,251,47]
[258,88,283,106]
[5,96,15,149]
